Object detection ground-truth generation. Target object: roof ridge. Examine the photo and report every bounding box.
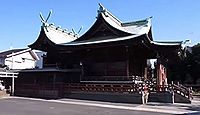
[122,17,152,27]
[42,22,78,38]
[97,4,152,31]
[98,3,122,26]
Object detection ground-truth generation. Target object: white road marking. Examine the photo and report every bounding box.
[4,96,198,114]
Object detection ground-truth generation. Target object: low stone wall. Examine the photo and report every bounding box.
[15,88,148,104]
[15,89,59,99]
[64,91,148,104]
[15,89,191,104]
[38,90,59,98]
[148,92,174,103]
[15,89,38,97]
[174,93,191,103]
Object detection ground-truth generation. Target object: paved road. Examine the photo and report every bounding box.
[0,97,169,115]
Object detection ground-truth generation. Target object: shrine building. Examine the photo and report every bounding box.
[15,4,191,103]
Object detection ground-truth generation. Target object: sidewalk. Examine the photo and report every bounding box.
[59,98,200,114]
[143,102,200,114]
[4,96,200,114]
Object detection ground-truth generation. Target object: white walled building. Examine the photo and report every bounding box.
[0,48,39,70]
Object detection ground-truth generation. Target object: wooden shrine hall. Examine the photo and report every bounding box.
[15,4,192,103]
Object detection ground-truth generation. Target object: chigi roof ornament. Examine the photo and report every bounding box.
[72,26,83,36]
[39,10,52,24]
[39,10,53,32]
[38,10,79,38]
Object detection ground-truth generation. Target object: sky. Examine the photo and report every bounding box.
[0,0,200,51]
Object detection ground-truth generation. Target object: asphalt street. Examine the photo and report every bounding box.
[0,97,169,115]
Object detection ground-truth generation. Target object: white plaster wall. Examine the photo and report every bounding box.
[5,51,36,70]
[34,50,46,69]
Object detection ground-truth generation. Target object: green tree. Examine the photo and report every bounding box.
[168,43,200,84]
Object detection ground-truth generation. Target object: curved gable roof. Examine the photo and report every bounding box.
[29,23,78,51]
[98,4,152,35]
[29,4,184,52]
[76,4,152,41]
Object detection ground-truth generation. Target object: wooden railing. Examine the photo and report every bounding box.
[81,76,143,83]
[148,83,192,99]
[63,83,148,93]
[148,85,169,92]
[16,83,148,94]
[171,84,192,99]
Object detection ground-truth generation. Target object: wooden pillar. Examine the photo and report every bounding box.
[11,77,15,96]
[144,67,148,80]
[156,53,162,91]
[80,61,84,81]
[126,46,129,76]
[157,63,162,85]
[53,72,56,90]
[156,54,168,91]
[34,76,37,85]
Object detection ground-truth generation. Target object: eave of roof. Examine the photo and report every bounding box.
[19,68,80,73]
[151,41,183,46]
[62,34,142,46]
